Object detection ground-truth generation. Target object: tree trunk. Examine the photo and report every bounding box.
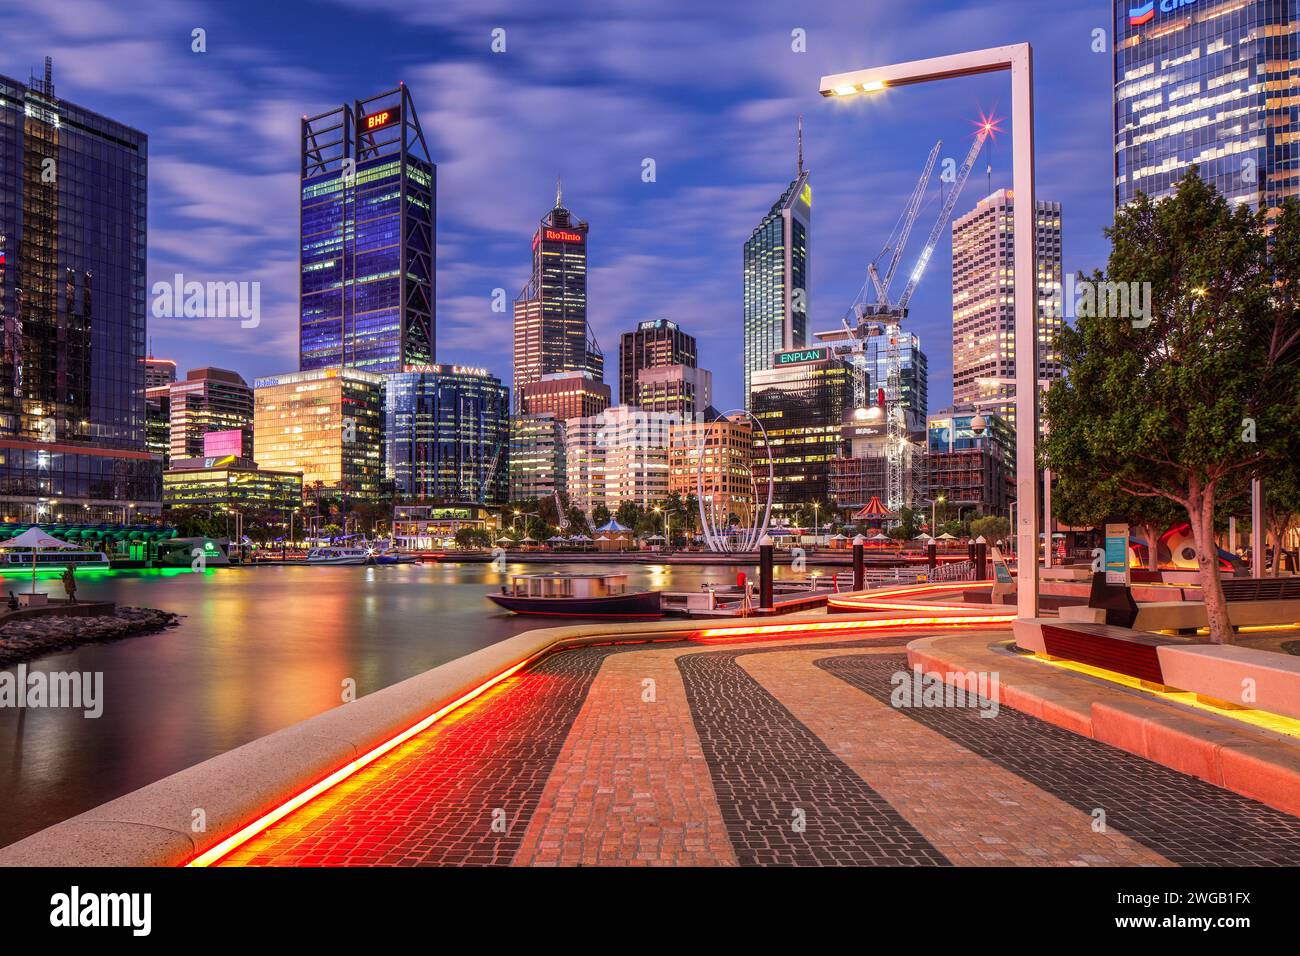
[1187,486,1233,644]
[1139,523,1160,572]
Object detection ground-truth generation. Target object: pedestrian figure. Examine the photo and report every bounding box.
[61,564,78,604]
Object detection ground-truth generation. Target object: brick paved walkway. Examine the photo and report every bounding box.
[218,630,1300,867]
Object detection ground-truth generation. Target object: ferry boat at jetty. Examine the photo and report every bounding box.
[1,550,111,574]
[487,572,662,618]
[305,546,372,566]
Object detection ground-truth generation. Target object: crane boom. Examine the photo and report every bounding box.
[897,125,991,312]
[879,141,941,298]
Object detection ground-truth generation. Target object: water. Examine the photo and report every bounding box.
[0,559,791,849]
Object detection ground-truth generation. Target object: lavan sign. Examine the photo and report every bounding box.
[1129,0,1198,27]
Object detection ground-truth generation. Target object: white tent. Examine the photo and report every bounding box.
[936,532,958,541]
[0,527,80,596]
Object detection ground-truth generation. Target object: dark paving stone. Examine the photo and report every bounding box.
[676,641,950,867]
[818,653,1300,867]
[228,645,617,867]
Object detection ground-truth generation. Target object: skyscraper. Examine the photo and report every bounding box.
[1114,0,1299,215]
[743,120,811,409]
[168,368,254,462]
[951,189,1063,429]
[299,84,434,374]
[0,59,159,520]
[518,370,610,421]
[618,319,697,404]
[750,346,859,512]
[513,183,603,411]
[253,368,385,499]
[384,365,510,504]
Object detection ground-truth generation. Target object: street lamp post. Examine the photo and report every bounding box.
[820,43,1040,621]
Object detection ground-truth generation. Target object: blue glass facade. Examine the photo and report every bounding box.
[300,86,434,374]
[0,62,159,519]
[385,366,510,504]
[1114,0,1299,212]
[743,168,811,409]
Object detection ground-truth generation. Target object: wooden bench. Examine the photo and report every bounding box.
[1038,622,1202,684]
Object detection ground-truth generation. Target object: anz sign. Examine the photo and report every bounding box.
[1128,0,1198,27]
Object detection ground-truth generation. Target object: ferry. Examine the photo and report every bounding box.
[306,546,372,566]
[1,550,111,574]
[487,572,662,618]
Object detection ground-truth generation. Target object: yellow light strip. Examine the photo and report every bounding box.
[1028,654,1300,739]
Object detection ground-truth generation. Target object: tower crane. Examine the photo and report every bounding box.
[836,118,998,517]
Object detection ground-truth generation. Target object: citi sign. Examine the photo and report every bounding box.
[1129,0,1197,26]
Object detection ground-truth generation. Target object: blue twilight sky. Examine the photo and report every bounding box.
[0,0,1119,411]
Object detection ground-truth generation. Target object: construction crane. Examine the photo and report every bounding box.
[836,117,998,517]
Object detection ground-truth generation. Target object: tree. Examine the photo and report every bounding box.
[969,515,1010,544]
[1050,471,1182,572]
[1043,171,1300,643]
[454,527,493,550]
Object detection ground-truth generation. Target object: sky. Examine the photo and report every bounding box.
[0,0,1119,412]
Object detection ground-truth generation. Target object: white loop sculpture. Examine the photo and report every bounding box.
[696,408,774,553]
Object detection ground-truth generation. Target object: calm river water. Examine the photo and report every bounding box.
[0,559,799,849]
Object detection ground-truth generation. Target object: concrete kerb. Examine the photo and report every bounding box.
[0,608,900,868]
[906,632,1300,819]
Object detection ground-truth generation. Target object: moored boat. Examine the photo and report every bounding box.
[306,547,371,566]
[486,572,662,617]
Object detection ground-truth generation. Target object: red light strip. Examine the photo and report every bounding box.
[186,609,1008,867]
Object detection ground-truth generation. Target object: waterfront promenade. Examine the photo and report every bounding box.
[212,622,1300,867]
[5,580,1299,868]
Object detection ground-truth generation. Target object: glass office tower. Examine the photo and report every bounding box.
[300,84,435,373]
[385,365,510,504]
[0,59,159,520]
[1114,0,1299,213]
[750,346,859,511]
[743,128,811,409]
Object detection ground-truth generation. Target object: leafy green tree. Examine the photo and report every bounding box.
[969,515,1010,544]
[454,527,493,550]
[1043,172,1300,643]
[1050,471,1182,572]
[591,504,612,527]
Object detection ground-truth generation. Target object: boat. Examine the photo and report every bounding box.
[374,551,417,565]
[305,547,372,566]
[486,572,662,618]
[2,550,111,574]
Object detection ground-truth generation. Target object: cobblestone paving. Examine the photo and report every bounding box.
[512,645,736,866]
[218,647,614,866]
[740,647,1170,867]
[676,642,952,866]
[818,654,1300,867]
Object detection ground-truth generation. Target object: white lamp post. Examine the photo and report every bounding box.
[820,43,1040,620]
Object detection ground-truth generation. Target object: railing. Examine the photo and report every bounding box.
[928,559,975,583]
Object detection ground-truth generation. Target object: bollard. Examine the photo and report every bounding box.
[852,534,865,591]
[975,536,988,580]
[759,535,774,610]
[927,541,937,573]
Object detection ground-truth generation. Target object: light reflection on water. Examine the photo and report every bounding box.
[0,560,790,849]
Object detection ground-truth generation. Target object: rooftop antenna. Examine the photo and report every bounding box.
[796,114,804,176]
[555,175,563,209]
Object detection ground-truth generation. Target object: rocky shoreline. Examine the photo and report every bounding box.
[0,607,182,666]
